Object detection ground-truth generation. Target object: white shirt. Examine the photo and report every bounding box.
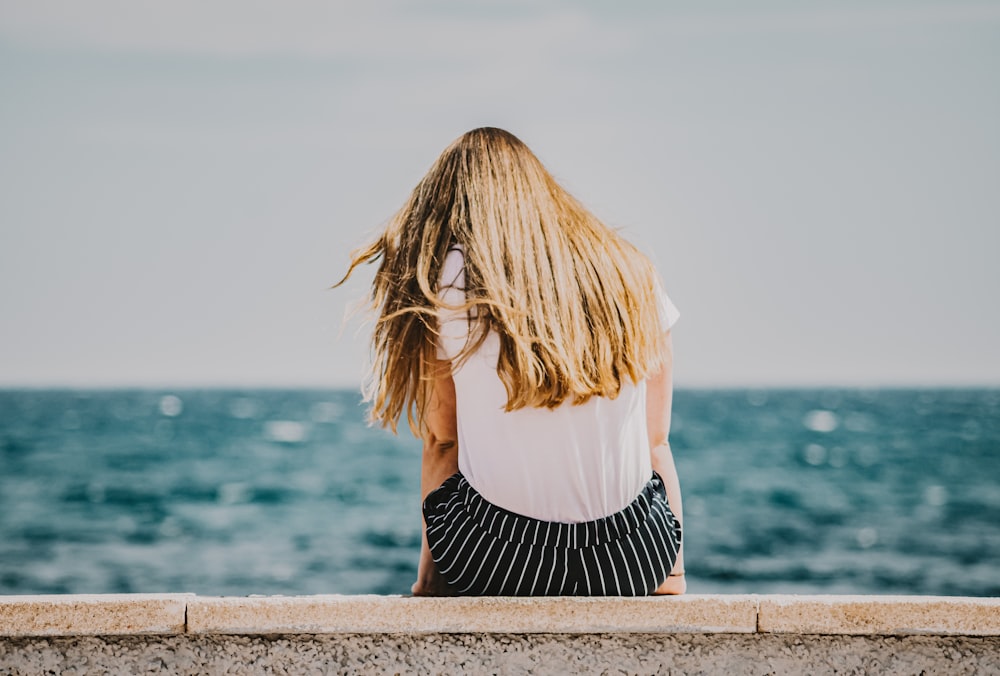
[436,247,679,523]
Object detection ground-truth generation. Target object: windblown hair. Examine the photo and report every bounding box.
[337,127,667,433]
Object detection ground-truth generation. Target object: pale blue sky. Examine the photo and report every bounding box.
[1,1,998,387]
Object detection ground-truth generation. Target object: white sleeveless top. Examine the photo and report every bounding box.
[436,247,679,523]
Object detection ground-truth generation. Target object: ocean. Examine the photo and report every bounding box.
[0,388,997,597]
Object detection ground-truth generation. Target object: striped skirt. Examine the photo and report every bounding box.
[422,472,682,596]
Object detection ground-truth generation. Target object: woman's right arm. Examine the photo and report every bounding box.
[412,362,460,596]
[646,331,686,595]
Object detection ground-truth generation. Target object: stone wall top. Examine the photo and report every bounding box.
[758,594,1000,636]
[0,594,191,637]
[1,594,997,638]
[187,594,758,635]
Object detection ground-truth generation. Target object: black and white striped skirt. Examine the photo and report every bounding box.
[422,472,682,596]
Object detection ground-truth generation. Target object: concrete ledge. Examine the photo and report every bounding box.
[2,594,997,638]
[758,595,1000,636]
[0,594,191,637]
[187,594,758,634]
[3,595,999,674]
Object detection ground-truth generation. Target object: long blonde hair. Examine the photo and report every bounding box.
[337,127,666,433]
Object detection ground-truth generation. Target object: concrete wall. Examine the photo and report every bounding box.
[2,594,998,674]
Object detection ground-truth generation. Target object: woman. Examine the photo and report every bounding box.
[339,127,685,596]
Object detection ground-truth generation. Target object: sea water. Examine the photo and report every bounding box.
[1,388,997,596]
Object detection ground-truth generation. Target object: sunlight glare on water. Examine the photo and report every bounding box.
[159,395,183,417]
[803,409,838,433]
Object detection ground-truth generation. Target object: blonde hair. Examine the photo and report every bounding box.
[337,127,666,433]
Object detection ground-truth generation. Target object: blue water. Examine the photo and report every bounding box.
[1,388,997,597]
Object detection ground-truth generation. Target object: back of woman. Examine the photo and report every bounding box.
[338,127,686,596]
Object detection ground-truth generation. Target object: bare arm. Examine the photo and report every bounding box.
[647,332,686,595]
[412,361,460,596]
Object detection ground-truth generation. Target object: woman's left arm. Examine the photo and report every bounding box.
[412,361,460,596]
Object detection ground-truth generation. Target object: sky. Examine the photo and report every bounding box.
[1,1,998,388]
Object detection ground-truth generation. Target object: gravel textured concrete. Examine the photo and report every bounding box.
[2,633,998,675]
